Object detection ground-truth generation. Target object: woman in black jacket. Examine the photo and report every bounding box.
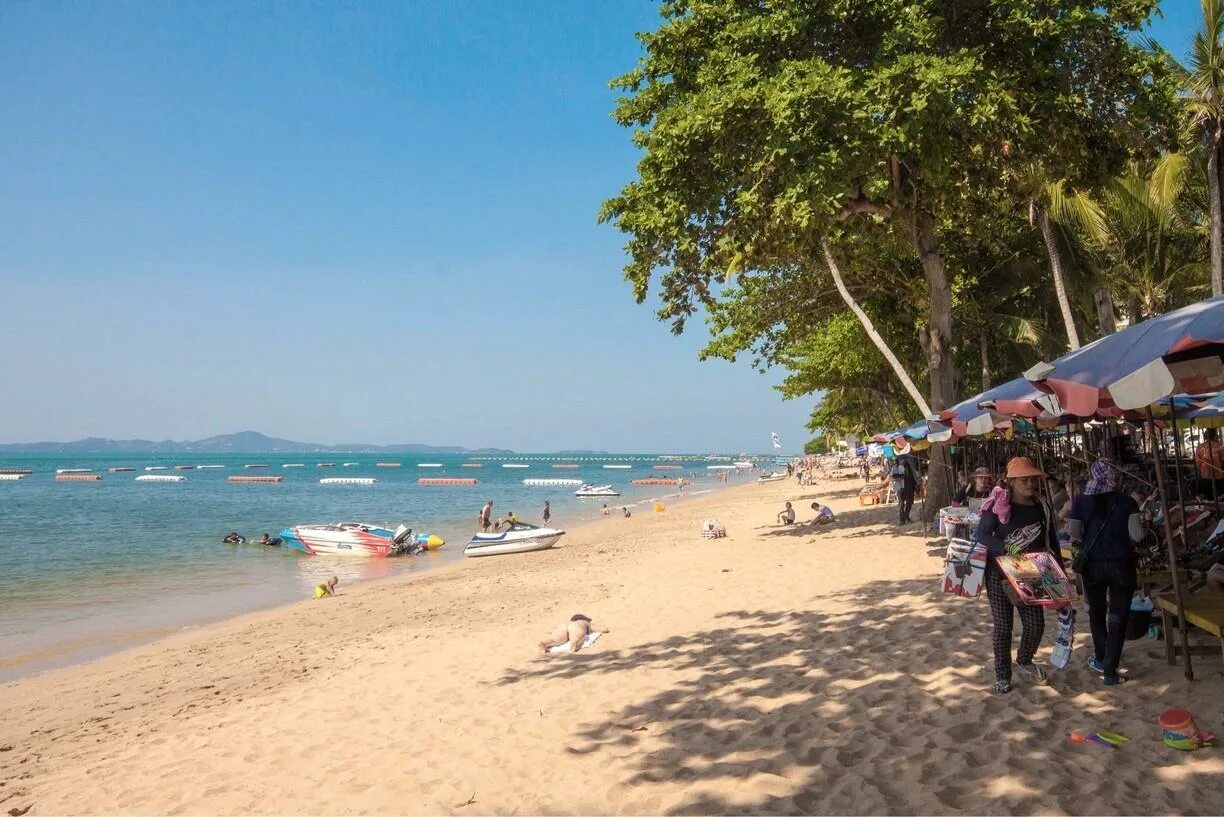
[1067,460,1144,686]
[974,457,1064,694]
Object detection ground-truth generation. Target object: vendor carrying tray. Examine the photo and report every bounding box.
[994,552,1077,608]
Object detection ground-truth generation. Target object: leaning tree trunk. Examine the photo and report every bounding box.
[910,215,957,513]
[979,328,991,392]
[820,239,932,418]
[1093,287,1117,335]
[1035,203,1082,350]
[1210,126,1223,297]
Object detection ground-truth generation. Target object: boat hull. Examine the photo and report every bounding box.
[280,523,399,557]
[464,530,564,557]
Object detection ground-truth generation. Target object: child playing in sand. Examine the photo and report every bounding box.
[809,502,835,524]
[313,576,339,599]
[777,501,796,525]
[538,614,610,655]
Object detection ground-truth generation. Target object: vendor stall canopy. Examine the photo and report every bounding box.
[1025,295,1224,417]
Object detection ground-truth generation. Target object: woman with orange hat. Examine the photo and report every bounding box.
[974,456,1064,694]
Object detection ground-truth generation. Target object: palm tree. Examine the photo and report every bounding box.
[1097,155,1210,319]
[1172,0,1224,296]
[1014,164,1108,350]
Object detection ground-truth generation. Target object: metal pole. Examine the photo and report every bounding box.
[1148,406,1194,681]
[1170,404,1191,549]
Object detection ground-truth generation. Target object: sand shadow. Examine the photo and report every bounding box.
[493,574,1224,815]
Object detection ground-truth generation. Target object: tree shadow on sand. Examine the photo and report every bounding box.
[497,578,1224,815]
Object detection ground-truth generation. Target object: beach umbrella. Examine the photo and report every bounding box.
[1024,296,1224,417]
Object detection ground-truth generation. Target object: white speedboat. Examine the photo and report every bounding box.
[757,471,788,483]
[464,523,564,557]
[734,460,754,468]
[280,522,416,557]
[574,483,619,497]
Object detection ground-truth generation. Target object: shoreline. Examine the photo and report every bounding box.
[0,477,740,685]
[6,473,1223,815]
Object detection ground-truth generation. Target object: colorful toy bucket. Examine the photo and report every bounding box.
[1159,709,1214,751]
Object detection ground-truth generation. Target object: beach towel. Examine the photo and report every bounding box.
[547,631,603,654]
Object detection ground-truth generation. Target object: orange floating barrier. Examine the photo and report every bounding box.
[0,468,33,475]
[460,463,483,468]
[376,462,402,468]
[417,477,479,485]
[552,463,580,469]
[632,478,683,486]
[653,465,684,470]
[56,473,102,481]
[228,475,284,483]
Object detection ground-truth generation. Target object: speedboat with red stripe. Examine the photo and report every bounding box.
[280,522,416,557]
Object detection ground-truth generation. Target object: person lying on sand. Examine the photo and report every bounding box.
[538,614,609,655]
[313,576,339,599]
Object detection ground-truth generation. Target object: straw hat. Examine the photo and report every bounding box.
[1005,457,1045,480]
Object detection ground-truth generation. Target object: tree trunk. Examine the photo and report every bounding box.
[820,239,932,418]
[979,328,991,392]
[1210,127,1223,297]
[1036,203,1082,350]
[910,215,956,512]
[1093,287,1117,336]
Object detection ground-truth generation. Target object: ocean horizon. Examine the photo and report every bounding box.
[0,451,774,682]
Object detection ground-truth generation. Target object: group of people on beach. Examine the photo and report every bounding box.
[973,456,1146,693]
[776,500,835,527]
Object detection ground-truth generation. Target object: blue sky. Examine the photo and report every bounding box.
[0,1,1198,452]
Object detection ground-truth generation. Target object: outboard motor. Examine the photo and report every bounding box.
[391,524,414,555]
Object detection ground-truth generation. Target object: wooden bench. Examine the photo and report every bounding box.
[1155,593,1224,665]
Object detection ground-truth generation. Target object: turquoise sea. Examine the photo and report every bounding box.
[0,452,760,681]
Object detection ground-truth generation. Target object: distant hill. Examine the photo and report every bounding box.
[0,431,515,455]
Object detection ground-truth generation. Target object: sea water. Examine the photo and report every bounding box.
[0,452,758,681]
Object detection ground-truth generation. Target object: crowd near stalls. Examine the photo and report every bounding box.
[819,296,1224,682]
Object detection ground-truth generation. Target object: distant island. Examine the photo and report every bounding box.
[0,431,516,455]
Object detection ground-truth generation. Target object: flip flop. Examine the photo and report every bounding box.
[1096,731,1130,747]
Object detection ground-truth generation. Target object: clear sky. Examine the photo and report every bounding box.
[0,1,1198,452]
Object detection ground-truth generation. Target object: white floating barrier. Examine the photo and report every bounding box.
[502,463,529,468]
[56,468,93,474]
[0,474,26,481]
[603,464,632,469]
[523,478,583,486]
[320,477,377,485]
[135,474,185,482]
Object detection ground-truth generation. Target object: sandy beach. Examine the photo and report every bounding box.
[4,475,1224,816]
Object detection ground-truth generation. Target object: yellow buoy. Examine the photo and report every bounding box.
[654,501,666,513]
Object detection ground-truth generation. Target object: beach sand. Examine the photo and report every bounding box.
[3,475,1224,815]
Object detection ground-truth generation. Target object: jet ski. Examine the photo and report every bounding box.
[574,484,620,497]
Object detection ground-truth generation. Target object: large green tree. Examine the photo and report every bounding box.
[602,0,1176,507]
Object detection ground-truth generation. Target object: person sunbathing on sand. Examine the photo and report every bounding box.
[538,614,609,655]
[313,576,339,599]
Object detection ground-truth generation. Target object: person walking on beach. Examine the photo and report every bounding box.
[974,458,1062,695]
[1067,461,1144,687]
[974,457,1063,694]
[478,500,493,532]
[542,500,551,525]
[891,444,920,524]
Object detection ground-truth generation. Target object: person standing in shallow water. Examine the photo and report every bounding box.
[542,500,551,525]
[974,457,1064,694]
[478,500,493,532]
